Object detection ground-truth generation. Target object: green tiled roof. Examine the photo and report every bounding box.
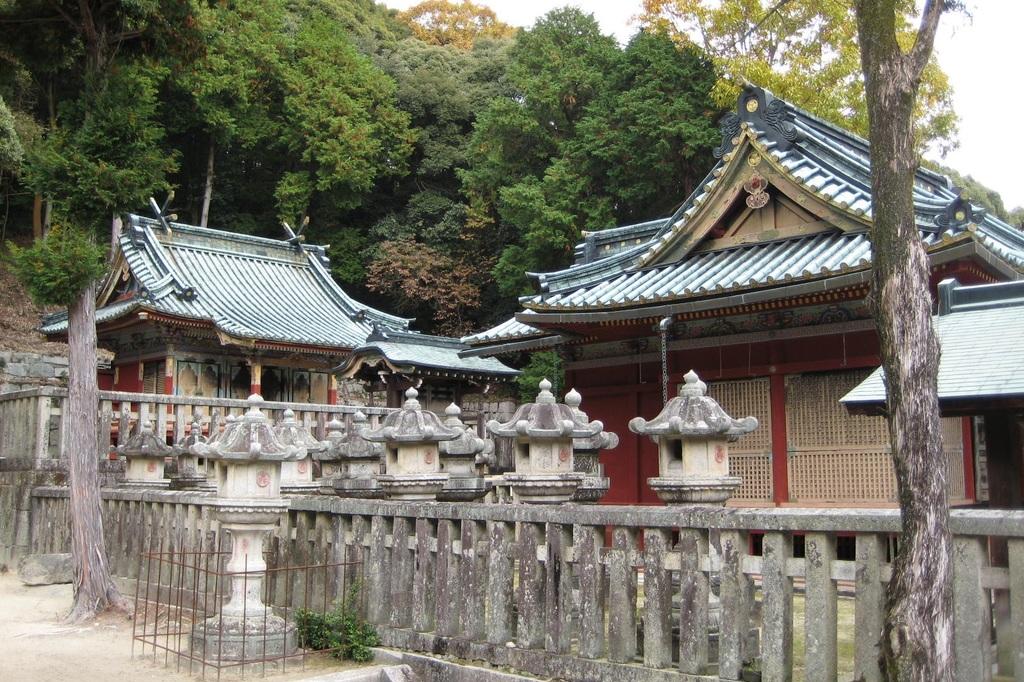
[842,279,1024,407]
[41,214,410,349]
[343,328,519,380]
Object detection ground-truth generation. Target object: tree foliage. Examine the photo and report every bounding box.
[640,0,959,154]
[7,223,106,306]
[399,0,515,48]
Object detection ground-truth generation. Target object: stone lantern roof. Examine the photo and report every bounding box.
[274,409,327,454]
[118,420,174,458]
[565,389,619,452]
[362,388,461,444]
[487,379,605,440]
[320,412,383,461]
[629,371,758,439]
[196,394,302,461]
[173,417,207,455]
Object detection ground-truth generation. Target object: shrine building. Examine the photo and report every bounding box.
[462,85,1024,508]
[40,214,516,404]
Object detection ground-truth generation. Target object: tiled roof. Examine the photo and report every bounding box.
[343,329,519,379]
[464,85,1024,347]
[842,279,1024,406]
[461,317,544,345]
[41,215,410,349]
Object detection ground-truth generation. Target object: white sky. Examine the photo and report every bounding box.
[381,1,1024,210]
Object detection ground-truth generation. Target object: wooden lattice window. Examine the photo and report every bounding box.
[708,377,772,502]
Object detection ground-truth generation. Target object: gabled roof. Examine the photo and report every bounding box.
[842,278,1024,414]
[465,85,1024,351]
[41,214,410,351]
[338,327,519,382]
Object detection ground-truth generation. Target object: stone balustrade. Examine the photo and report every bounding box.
[20,485,1024,682]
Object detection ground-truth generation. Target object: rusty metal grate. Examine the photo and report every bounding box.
[131,539,363,678]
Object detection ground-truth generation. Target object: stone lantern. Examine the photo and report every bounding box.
[118,420,173,488]
[189,394,302,661]
[362,388,461,500]
[274,409,326,494]
[564,389,619,503]
[487,379,608,504]
[437,403,494,502]
[170,416,209,490]
[326,412,387,499]
[629,370,757,505]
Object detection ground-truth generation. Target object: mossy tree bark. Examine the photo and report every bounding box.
[854,1,953,680]
[65,280,127,622]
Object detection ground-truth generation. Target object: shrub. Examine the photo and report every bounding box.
[294,584,378,663]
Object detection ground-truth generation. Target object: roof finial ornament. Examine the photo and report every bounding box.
[934,187,986,232]
[281,215,310,250]
[148,191,177,233]
[714,84,799,159]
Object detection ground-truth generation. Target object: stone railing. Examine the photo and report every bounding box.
[0,386,396,461]
[24,486,1024,682]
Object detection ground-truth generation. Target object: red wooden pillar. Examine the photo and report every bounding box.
[769,373,790,505]
[164,356,175,395]
[327,374,338,405]
[249,360,262,396]
[961,416,976,502]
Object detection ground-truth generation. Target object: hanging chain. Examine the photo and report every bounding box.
[659,317,671,405]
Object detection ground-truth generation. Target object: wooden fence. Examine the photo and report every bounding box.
[24,487,1024,682]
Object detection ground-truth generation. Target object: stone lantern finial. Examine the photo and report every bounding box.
[564,388,619,503]
[629,369,758,504]
[363,389,461,500]
[437,402,494,501]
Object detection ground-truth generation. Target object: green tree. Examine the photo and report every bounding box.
[1,0,197,623]
[640,0,959,154]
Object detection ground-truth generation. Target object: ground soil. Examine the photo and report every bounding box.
[0,575,362,681]
[0,247,68,354]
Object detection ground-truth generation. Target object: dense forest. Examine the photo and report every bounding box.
[0,0,1018,337]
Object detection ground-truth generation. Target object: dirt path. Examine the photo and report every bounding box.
[0,575,360,681]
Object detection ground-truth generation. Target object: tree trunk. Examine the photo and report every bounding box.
[65,280,127,623]
[854,2,953,680]
[200,138,214,227]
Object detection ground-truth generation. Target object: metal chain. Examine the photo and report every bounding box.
[659,317,671,405]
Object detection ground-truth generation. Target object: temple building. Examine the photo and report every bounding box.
[462,85,1024,507]
[40,214,516,404]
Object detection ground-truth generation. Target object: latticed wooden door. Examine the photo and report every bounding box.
[785,369,965,504]
[707,377,773,503]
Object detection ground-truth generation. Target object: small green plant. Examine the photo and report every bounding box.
[294,584,378,662]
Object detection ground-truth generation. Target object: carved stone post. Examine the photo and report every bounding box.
[171,415,209,489]
[326,412,387,499]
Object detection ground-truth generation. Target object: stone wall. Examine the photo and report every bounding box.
[0,351,69,394]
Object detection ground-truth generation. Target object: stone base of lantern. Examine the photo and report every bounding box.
[333,477,386,499]
[190,612,297,662]
[437,476,493,502]
[280,480,321,495]
[505,472,584,504]
[572,475,610,503]
[169,474,207,490]
[378,473,448,501]
[121,478,170,489]
[647,476,742,505]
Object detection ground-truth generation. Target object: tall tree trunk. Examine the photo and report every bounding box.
[200,138,215,227]
[854,2,953,680]
[65,280,127,623]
